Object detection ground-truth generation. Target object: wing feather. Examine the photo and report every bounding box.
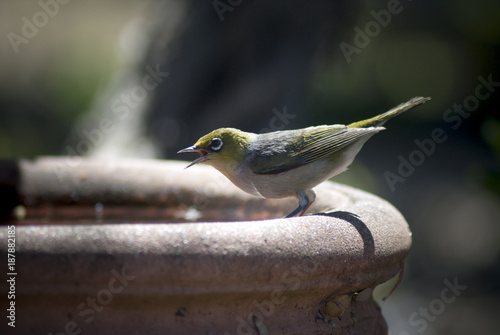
[247,126,383,175]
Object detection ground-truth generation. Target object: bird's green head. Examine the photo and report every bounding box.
[178,128,251,170]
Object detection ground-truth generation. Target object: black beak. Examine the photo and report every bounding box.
[177,146,209,168]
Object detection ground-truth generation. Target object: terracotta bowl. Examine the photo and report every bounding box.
[0,157,411,334]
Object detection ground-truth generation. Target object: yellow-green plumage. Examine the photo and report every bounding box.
[178,97,430,217]
[347,97,428,128]
[193,128,250,165]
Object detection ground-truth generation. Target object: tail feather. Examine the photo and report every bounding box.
[348,97,431,129]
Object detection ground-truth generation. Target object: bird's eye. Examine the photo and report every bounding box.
[210,137,223,151]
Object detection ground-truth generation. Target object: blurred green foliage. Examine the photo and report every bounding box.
[0,0,144,157]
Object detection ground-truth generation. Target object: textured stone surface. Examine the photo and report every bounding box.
[0,157,411,334]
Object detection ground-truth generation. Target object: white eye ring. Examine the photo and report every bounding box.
[210,137,223,151]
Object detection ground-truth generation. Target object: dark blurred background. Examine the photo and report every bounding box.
[1,0,499,333]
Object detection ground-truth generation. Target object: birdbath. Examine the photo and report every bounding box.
[0,157,411,334]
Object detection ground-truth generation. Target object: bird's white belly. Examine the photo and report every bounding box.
[229,155,351,199]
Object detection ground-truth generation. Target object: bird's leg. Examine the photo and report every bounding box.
[286,190,316,218]
[301,189,316,215]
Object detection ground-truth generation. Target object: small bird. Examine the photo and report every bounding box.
[178,97,430,217]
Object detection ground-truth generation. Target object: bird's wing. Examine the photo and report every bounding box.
[248,125,383,175]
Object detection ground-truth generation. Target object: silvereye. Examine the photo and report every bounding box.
[178,97,430,217]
